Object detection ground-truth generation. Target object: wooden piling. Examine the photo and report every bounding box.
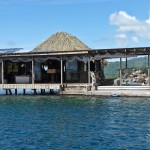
[41,89,43,95]
[43,89,45,95]
[6,89,8,95]
[15,89,17,95]
[33,89,37,95]
[23,89,26,95]
[50,89,54,95]
[9,89,12,95]
[41,89,46,95]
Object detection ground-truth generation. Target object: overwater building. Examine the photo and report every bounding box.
[0,32,150,96]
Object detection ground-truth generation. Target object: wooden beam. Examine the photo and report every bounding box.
[61,56,63,85]
[119,58,122,86]
[88,57,90,84]
[148,53,150,86]
[32,58,34,84]
[1,50,88,58]
[125,57,128,68]
[1,59,4,84]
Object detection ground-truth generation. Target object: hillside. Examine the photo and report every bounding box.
[104,56,148,79]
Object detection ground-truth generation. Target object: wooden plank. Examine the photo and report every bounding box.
[0,84,60,90]
[97,86,150,90]
[1,60,4,84]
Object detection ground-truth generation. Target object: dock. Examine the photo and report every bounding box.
[61,85,150,97]
[0,84,60,95]
[0,83,150,97]
[85,86,150,97]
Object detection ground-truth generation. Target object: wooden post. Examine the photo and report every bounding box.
[32,58,35,84]
[119,58,122,86]
[23,89,26,95]
[6,89,8,95]
[50,89,54,94]
[125,57,128,69]
[33,89,37,95]
[41,89,45,95]
[148,53,150,86]
[9,89,12,95]
[61,56,63,85]
[15,89,17,95]
[2,59,4,84]
[88,58,90,85]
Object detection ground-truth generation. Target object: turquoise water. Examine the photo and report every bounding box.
[0,96,150,149]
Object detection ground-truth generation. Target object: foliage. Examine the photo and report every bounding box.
[104,56,148,79]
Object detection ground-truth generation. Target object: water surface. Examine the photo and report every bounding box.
[0,95,150,149]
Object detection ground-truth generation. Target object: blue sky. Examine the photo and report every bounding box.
[0,0,150,50]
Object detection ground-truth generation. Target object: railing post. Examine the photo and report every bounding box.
[88,57,90,85]
[2,58,4,84]
[148,53,150,86]
[61,56,63,85]
[119,58,122,86]
[32,57,35,84]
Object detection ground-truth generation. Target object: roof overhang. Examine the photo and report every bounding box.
[89,47,150,56]
[0,50,89,58]
[0,47,150,59]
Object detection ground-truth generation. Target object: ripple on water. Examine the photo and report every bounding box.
[0,96,150,149]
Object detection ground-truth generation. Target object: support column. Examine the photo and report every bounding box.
[148,54,150,86]
[119,58,122,86]
[15,89,17,95]
[61,56,63,85]
[23,89,26,95]
[32,58,35,84]
[88,58,90,85]
[125,57,128,68]
[1,59,4,84]
[6,89,8,95]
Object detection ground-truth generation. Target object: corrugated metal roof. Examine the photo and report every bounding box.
[0,48,23,54]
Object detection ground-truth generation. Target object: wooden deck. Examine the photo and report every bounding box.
[0,84,61,90]
[61,85,150,97]
[1,84,150,97]
[97,86,150,90]
[85,86,150,97]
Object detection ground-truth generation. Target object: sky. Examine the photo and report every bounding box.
[0,0,150,51]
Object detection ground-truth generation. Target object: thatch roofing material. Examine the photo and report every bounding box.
[34,32,90,51]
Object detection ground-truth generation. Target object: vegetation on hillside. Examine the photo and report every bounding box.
[104,56,148,79]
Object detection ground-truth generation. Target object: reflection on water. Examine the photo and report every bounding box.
[0,96,150,149]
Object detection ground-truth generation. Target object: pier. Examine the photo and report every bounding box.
[61,85,150,97]
[1,83,60,95]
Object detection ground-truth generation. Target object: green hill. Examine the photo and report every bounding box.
[104,56,148,79]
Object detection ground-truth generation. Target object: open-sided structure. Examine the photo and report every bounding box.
[1,32,150,95]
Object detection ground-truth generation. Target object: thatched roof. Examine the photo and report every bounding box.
[34,32,90,51]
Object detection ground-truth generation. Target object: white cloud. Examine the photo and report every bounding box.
[110,11,138,26]
[131,36,139,43]
[109,11,150,44]
[115,34,128,47]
